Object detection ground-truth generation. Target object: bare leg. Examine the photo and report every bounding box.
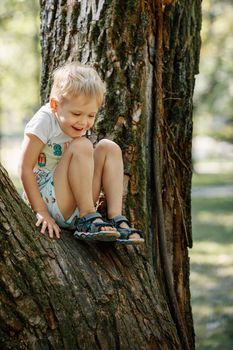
[93,139,140,239]
[93,139,123,215]
[53,137,115,231]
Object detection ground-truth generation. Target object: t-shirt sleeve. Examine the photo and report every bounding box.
[24,108,52,144]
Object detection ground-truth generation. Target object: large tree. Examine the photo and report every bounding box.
[0,0,201,349]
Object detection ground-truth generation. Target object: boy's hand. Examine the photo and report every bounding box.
[36,211,61,239]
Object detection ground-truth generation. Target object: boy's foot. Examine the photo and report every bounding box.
[108,215,144,245]
[74,212,120,242]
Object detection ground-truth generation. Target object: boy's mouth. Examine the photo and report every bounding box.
[72,126,84,132]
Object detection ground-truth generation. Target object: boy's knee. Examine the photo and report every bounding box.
[96,139,122,155]
[69,137,93,156]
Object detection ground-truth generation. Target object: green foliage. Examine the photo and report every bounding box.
[0,0,40,135]
[194,0,233,142]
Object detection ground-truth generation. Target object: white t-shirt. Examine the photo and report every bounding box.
[24,103,72,186]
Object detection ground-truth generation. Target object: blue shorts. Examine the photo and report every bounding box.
[37,171,79,229]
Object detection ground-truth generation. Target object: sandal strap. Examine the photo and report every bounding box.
[109,215,144,239]
[78,212,102,225]
[93,222,114,228]
[119,227,144,239]
[76,212,114,233]
[109,215,129,226]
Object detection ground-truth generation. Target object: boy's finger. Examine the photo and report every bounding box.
[48,224,54,239]
[36,217,42,226]
[54,227,60,239]
[40,221,47,234]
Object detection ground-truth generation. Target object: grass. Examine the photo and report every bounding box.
[192,172,233,188]
[190,174,233,350]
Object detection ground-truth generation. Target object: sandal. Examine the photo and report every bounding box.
[74,212,120,242]
[108,215,144,245]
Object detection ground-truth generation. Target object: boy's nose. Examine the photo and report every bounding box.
[75,116,87,126]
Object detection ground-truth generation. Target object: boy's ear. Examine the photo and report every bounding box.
[50,98,58,112]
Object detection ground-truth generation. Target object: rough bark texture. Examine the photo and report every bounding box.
[0,0,201,349]
[0,165,180,349]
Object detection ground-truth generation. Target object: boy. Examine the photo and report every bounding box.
[19,62,144,244]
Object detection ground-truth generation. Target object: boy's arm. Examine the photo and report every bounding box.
[18,134,60,239]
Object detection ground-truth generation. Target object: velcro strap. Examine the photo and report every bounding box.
[120,228,143,239]
[110,215,129,225]
[94,222,113,228]
[78,212,102,224]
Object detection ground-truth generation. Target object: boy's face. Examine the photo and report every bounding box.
[51,94,99,138]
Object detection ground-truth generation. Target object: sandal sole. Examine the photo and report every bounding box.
[74,230,120,242]
[115,239,144,245]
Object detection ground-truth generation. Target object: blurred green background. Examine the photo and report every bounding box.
[0,0,40,192]
[0,1,232,349]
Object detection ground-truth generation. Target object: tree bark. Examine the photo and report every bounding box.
[0,0,201,349]
[1,165,180,349]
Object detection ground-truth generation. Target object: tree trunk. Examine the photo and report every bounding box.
[0,0,201,349]
[1,164,180,349]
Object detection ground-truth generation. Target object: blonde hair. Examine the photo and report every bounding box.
[50,62,105,107]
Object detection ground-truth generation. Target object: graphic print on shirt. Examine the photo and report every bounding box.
[38,153,46,167]
[47,141,70,157]
[37,141,71,172]
[53,143,62,156]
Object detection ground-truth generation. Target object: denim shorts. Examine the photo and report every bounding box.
[37,171,79,229]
